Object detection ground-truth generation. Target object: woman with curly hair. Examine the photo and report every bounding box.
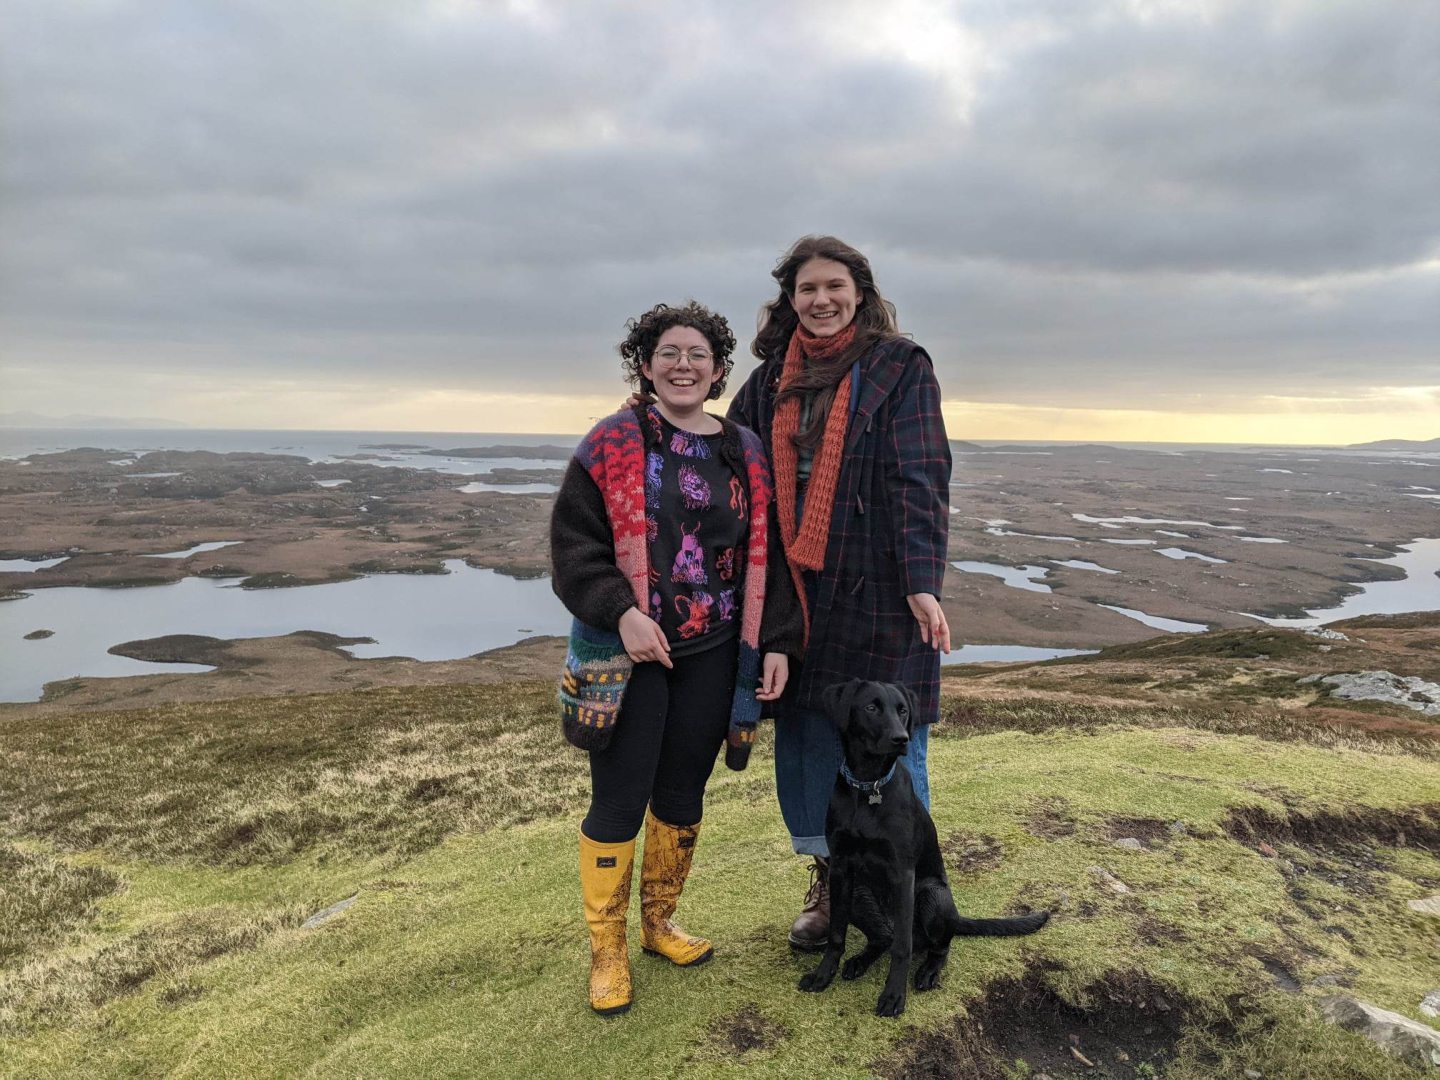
[550,300,801,1015]
[727,236,952,951]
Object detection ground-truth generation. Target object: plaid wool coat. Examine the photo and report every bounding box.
[727,336,952,724]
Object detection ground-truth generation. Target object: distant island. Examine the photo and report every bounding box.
[422,444,576,460]
[0,411,189,429]
[1347,436,1440,450]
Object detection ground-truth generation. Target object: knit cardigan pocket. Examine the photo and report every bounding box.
[559,620,631,752]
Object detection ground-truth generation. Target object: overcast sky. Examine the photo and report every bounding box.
[2,0,1437,441]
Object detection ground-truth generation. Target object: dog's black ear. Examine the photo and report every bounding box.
[822,679,863,732]
[901,684,919,736]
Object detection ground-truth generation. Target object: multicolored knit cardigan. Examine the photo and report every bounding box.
[559,406,774,769]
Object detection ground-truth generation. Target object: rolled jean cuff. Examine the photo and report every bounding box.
[790,832,829,857]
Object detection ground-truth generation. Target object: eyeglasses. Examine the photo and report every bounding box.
[653,346,714,366]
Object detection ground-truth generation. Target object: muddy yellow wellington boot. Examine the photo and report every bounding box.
[639,810,714,967]
[580,831,635,1015]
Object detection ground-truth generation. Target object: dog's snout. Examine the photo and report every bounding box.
[887,732,910,752]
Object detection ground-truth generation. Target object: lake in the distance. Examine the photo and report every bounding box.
[1245,538,1440,628]
[0,560,571,702]
[0,428,579,477]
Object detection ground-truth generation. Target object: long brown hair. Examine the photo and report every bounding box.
[753,236,902,449]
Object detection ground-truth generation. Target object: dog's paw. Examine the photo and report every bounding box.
[798,968,835,993]
[913,959,943,992]
[874,987,908,1017]
[842,955,874,981]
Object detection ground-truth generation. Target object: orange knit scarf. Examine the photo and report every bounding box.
[771,322,856,577]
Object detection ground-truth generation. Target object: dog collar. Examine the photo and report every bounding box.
[840,758,898,805]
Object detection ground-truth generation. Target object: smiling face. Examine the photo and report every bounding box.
[792,257,862,337]
[641,325,721,415]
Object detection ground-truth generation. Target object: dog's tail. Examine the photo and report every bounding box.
[952,910,1050,937]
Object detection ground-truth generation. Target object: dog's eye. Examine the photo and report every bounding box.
[898,707,908,716]
[865,703,877,712]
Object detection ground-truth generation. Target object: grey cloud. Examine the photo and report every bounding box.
[1,0,1437,414]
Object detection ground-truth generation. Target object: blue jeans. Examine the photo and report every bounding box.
[774,705,931,857]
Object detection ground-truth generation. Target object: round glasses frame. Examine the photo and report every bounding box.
[652,346,714,367]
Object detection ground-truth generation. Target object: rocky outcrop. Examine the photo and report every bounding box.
[1314,671,1440,716]
[1317,995,1440,1069]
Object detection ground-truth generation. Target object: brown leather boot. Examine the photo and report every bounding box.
[580,831,635,1015]
[639,811,713,966]
[787,856,829,952]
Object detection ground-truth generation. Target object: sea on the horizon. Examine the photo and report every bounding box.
[0,428,581,464]
[3,427,1423,464]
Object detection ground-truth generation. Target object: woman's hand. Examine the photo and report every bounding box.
[621,391,654,410]
[618,607,672,668]
[756,652,789,701]
[906,593,951,653]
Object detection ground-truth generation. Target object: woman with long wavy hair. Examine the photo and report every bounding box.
[727,236,952,951]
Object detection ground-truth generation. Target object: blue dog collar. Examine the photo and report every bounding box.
[840,758,898,805]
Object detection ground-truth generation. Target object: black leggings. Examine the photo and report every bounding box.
[581,637,738,844]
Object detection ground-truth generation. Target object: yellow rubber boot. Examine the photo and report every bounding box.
[580,831,635,1015]
[639,811,714,967]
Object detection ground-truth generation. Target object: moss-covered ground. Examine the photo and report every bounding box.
[3,635,1439,1077]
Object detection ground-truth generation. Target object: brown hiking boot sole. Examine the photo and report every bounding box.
[787,931,828,953]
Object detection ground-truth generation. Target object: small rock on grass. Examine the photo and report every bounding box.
[1422,991,1440,1019]
[1113,837,1144,851]
[1258,842,1278,858]
[1087,866,1130,894]
[1318,995,1440,1071]
[302,893,359,929]
[1409,895,1440,917]
[1245,1070,1263,1079]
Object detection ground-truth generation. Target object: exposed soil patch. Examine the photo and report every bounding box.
[942,830,1005,874]
[1222,803,1440,852]
[709,1003,787,1056]
[879,966,1202,1079]
[1284,843,1390,897]
[1026,796,1078,841]
[1257,956,1301,993]
[1103,816,1171,845]
[1134,914,1188,947]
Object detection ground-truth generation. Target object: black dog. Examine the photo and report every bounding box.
[798,679,1049,1017]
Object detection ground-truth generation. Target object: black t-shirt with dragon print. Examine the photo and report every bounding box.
[644,406,748,657]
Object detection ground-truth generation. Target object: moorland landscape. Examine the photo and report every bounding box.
[2,436,1439,1077]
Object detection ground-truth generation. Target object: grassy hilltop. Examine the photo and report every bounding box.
[2,617,1439,1078]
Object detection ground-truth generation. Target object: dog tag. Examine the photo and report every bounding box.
[868,791,883,805]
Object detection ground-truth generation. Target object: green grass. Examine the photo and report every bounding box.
[2,683,1438,1077]
[0,683,586,866]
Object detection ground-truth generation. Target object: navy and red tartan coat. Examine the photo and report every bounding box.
[727,337,952,725]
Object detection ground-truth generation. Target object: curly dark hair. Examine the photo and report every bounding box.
[618,301,737,400]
